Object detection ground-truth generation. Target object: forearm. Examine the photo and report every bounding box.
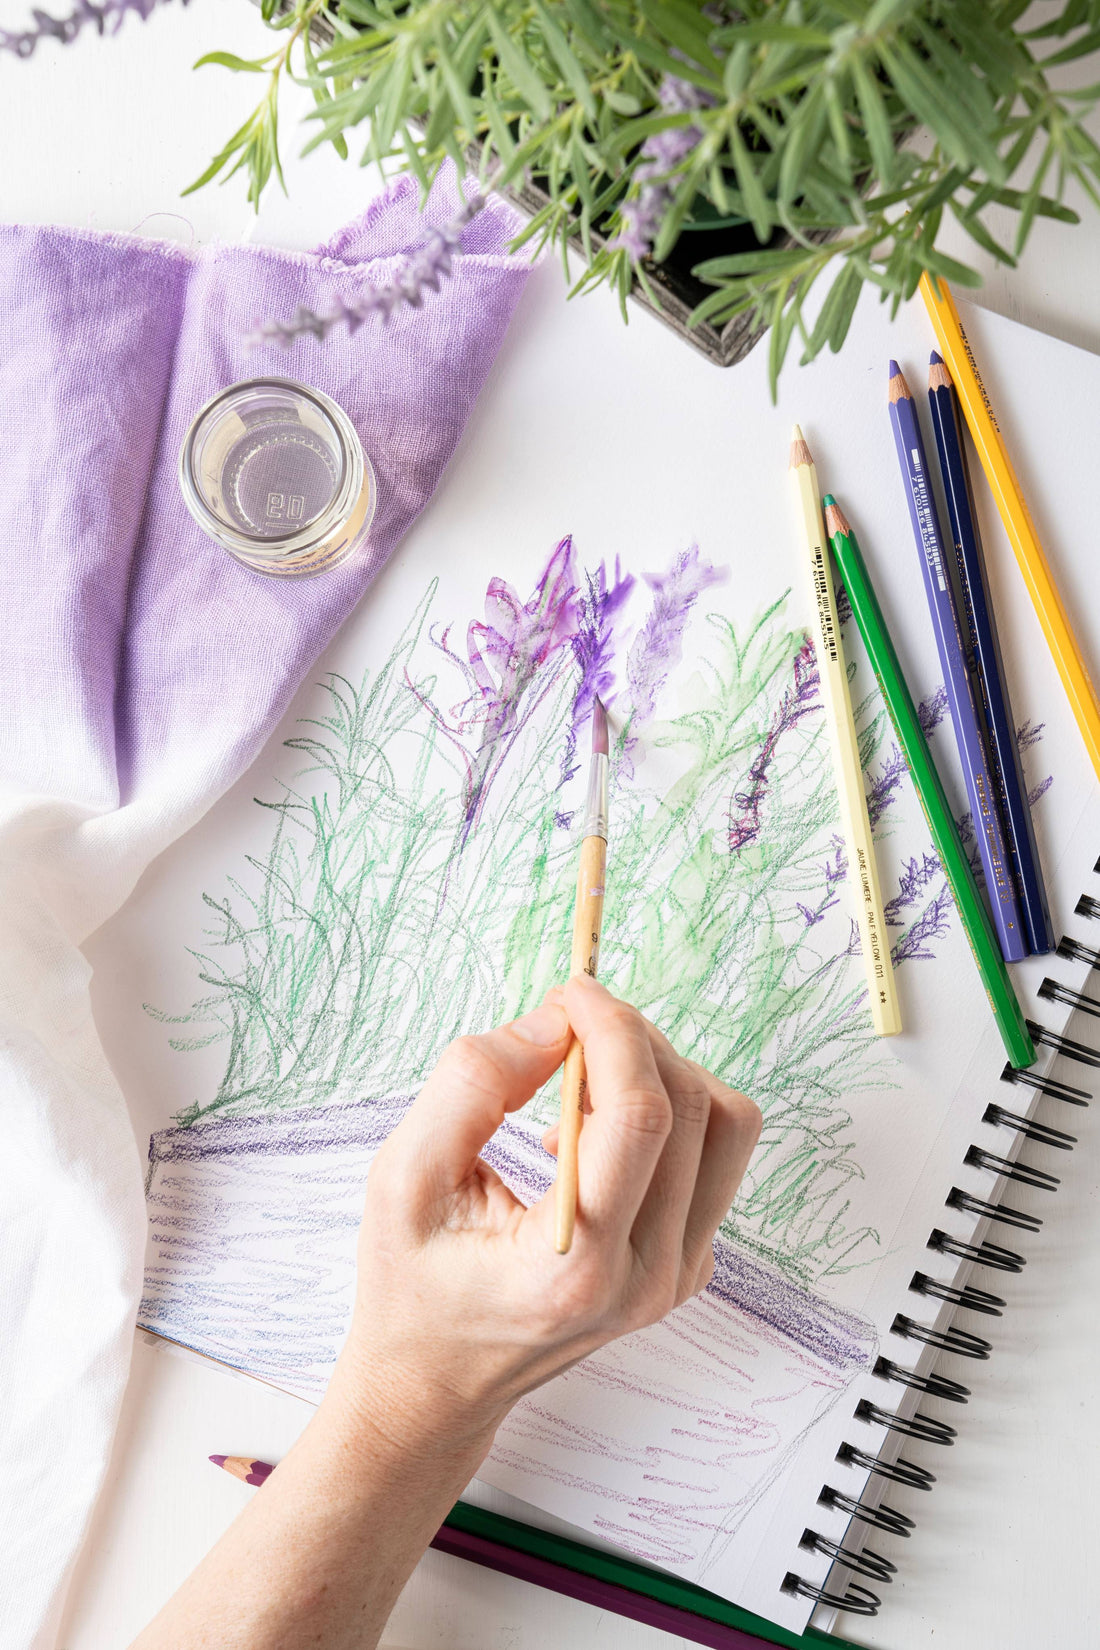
[130,1370,494,1650]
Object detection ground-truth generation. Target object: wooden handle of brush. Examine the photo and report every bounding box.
[554,833,606,1255]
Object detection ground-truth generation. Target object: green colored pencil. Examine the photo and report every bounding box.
[823,494,1035,1070]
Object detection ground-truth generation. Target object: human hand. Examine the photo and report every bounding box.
[325,977,761,1464]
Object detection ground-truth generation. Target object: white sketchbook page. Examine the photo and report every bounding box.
[85,267,1100,1634]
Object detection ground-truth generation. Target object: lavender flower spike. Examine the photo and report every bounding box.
[1,0,182,56]
[612,74,711,263]
[248,192,487,350]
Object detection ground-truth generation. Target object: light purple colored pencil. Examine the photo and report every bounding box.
[887,361,1026,962]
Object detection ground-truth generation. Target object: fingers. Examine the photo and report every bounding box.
[562,976,672,1238]
[677,1060,761,1293]
[626,1028,712,1284]
[395,1001,570,1194]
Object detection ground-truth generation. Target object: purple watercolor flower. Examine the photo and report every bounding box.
[729,639,820,854]
[560,559,634,786]
[1028,775,1053,806]
[626,545,726,731]
[917,686,948,737]
[612,75,711,262]
[420,538,580,840]
[1016,718,1045,752]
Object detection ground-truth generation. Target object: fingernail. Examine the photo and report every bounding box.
[569,971,604,991]
[511,1004,570,1046]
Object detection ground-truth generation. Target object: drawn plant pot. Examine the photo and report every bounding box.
[141,1095,875,1581]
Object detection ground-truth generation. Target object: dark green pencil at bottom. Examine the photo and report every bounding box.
[823,494,1034,1070]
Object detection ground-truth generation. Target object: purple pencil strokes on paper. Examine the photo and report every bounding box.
[729,638,820,855]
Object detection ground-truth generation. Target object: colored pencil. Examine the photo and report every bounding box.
[554,696,609,1254]
[918,272,1100,784]
[209,1456,865,1650]
[209,1454,273,1485]
[789,427,901,1036]
[824,495,1035,1070]
[887,362,1027,964]
[926,350,1054,957]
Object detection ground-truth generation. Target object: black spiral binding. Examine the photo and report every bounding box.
[782,916,1099,1618]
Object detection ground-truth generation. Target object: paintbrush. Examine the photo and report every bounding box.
[554,697,609,1255]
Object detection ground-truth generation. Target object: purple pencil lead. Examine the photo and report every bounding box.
[930,349,944,365]
[888,358,902,378]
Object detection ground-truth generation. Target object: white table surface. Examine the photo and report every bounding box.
[5,4,1100,1647]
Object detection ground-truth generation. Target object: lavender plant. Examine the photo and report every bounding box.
[189,1,1100,385]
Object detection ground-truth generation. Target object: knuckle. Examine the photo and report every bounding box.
[439,1033,505,1096]
[671,1073,711,1129]
[600,998,647,1038]
[615,1084,673,1140]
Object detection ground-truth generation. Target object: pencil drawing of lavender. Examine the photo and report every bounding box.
[149,538,1050,1291]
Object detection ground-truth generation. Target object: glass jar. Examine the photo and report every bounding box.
[179,377,376,576]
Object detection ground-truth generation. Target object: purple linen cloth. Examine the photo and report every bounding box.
[0,169,532,1649]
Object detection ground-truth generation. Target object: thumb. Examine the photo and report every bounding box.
[396,1001,571,1185]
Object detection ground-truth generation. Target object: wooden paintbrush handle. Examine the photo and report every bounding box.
[554,834,606,1255]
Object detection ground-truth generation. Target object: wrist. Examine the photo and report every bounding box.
[316,1339,505,1479]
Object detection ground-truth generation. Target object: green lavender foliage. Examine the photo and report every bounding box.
[148,575,941,1287]
[194,0,1100,387]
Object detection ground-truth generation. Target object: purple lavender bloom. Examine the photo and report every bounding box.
[891,882,954,963]
[1,0,180,54]
[798,838,846,926]
[1028,775,1053,806]
[250,194,486,349]
[917,685,948,737]
[864,743,908,830]
[729,639,820,854]
[626,544,726,730]
[612,75,711,262]
[1016,718,1045,752]
[884,852,943,926]
[560,558,634,786]
[430,537,580,840]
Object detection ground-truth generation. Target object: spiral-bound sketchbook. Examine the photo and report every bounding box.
[89,284,1100,1639]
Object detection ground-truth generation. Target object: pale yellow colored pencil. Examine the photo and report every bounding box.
[789,428,901,1036]
[554,833,606,1254]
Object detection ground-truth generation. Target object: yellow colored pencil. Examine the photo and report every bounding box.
[789,428,901,1037]
[919,272,1100,782]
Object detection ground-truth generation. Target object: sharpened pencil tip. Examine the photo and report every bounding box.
[823,496,851,538]
[209,1455,227,1468]
[888,360,912,403]
[788,426,814,470]
[928,350,953,391]
[591,696,609,756]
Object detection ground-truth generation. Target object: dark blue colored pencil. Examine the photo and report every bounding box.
[927,351,1054,956]
[887,361,1027,963]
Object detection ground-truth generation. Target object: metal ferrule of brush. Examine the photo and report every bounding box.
[583,753,610,841]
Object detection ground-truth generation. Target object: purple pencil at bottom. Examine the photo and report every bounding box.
[887,361,1027,962]
[433,1524,775,1650]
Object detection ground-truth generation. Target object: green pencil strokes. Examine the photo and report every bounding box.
[147,539,980,1289]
